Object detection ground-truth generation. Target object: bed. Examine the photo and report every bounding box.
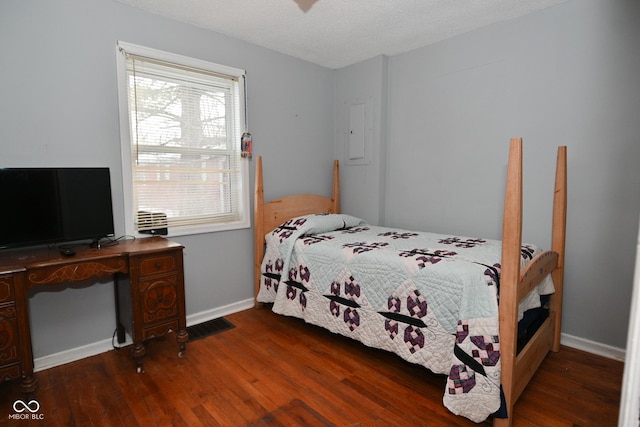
[253,138,567,426]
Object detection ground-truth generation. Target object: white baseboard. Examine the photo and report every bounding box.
[561,332,626,361]
[34,298,255,372]
[34,302,625,372]
[185,298,254,327]
[34,336,130,372]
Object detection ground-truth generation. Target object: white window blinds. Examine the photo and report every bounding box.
[118,43,248,234]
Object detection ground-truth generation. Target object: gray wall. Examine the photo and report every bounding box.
[0,0,335,358]
[336,0,640,349]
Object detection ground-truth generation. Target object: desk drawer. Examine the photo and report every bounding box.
[139,274,179,325]
[138,254,177,277]
[0,308,19,364]
[27,258,127,285]
[0,276,15,305]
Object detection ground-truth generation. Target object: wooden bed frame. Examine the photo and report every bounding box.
[253,138,567,426]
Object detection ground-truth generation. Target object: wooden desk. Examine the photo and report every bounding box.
[0,237,188,394]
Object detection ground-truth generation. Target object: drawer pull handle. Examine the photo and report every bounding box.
[155,263,162,269]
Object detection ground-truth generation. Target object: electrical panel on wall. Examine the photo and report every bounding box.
[344,96,372,165]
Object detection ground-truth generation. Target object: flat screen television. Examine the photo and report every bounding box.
[0,167,115,250]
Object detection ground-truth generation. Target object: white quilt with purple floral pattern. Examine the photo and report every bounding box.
[257,214,554,423]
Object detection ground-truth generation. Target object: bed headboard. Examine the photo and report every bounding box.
[253,156,340,304]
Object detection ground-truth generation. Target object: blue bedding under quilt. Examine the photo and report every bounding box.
[257,214,554,423]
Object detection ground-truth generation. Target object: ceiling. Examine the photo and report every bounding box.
[114,0,568,69]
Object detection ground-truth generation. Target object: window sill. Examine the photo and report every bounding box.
[127,218,251,239]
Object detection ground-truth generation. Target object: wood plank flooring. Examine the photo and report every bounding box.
[0,308,624,426]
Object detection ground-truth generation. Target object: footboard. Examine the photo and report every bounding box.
[510,250,559,400]
[519,251,558,300]
[496,141,567,427]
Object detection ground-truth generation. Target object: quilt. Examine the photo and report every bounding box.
[257,214,554,422]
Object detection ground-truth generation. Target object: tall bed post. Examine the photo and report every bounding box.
[332,160,340,213]
[497,138,524,427]
[254,156,265,307]
[551,146,567,351]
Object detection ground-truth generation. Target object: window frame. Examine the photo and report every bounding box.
[115,41,250,238]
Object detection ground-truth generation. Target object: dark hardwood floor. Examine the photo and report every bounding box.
[0,308,624,426]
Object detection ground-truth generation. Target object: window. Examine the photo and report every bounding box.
[116,42,250,237]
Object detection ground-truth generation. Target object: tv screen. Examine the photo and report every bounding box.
[0,168,115,250]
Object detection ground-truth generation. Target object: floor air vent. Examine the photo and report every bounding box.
[187,317,235,342]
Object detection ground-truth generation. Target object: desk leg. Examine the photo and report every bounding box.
[14,273,39,395]
[20,375,38,396]
[132,342,146,373]
[113,274,126,344]
[177,328,188,357]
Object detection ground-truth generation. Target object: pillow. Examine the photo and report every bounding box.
[272,213,367,237]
